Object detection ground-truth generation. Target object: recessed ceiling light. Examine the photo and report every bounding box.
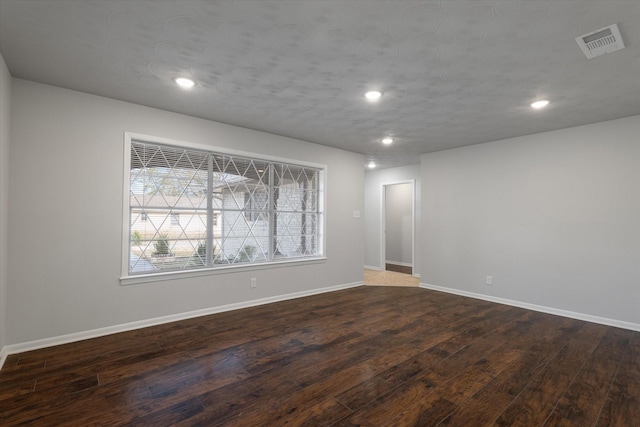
[531,100,550,109]
[382,137,393,145]
[367,161,376,169]
[364,91,382,102]
[174,77,195,89]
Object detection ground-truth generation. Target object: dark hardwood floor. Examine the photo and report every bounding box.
[385,263,413,275]
[1,286,638,426]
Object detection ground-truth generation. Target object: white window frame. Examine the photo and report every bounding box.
[120,132,326,285]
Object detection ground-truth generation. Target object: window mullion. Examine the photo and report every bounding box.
[206,155,214,267]
[268,164,274,262]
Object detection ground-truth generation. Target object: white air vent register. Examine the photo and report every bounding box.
[576,24,625,59]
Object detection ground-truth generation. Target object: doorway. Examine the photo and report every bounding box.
[381,181,415,276]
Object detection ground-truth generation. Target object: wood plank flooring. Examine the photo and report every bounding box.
[1,286,638,426]
[385,263,413,275]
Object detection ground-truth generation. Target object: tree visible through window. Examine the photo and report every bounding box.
[128,140,323,275]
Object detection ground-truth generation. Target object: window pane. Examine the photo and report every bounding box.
[275,212,318,257]
[130,142,210,274]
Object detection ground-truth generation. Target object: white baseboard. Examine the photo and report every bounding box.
[419,282,640,332]
[0,281,363,368]
[0,346,7,371]
[413,273,421,279]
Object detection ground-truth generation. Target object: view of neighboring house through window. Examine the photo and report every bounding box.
[128,140,323,275]
[170,212,180,226]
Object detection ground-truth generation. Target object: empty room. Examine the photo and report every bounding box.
[0,1,638,426]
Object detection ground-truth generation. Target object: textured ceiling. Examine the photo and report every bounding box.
[1,0,639,169]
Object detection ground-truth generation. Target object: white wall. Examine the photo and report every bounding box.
[421,116,640,326]
[7,79,364,345]
[0,54,10,354]
[385,183,413,265]
[364,164,420,274]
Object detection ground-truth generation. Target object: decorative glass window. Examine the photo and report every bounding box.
[127,139,324,276]
[170,212,180,226]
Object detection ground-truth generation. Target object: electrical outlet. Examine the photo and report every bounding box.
[250,278,257,288]
[486,275,493,286]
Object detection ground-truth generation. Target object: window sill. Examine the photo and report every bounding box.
[120,257,327,286]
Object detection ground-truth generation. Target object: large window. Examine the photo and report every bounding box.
[126,138,324,276]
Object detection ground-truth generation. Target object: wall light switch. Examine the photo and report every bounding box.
[353,210,361,218]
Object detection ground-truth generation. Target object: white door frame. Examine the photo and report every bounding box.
[380,180,415,273]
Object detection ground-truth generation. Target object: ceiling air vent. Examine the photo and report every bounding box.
[576,24,625,59]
